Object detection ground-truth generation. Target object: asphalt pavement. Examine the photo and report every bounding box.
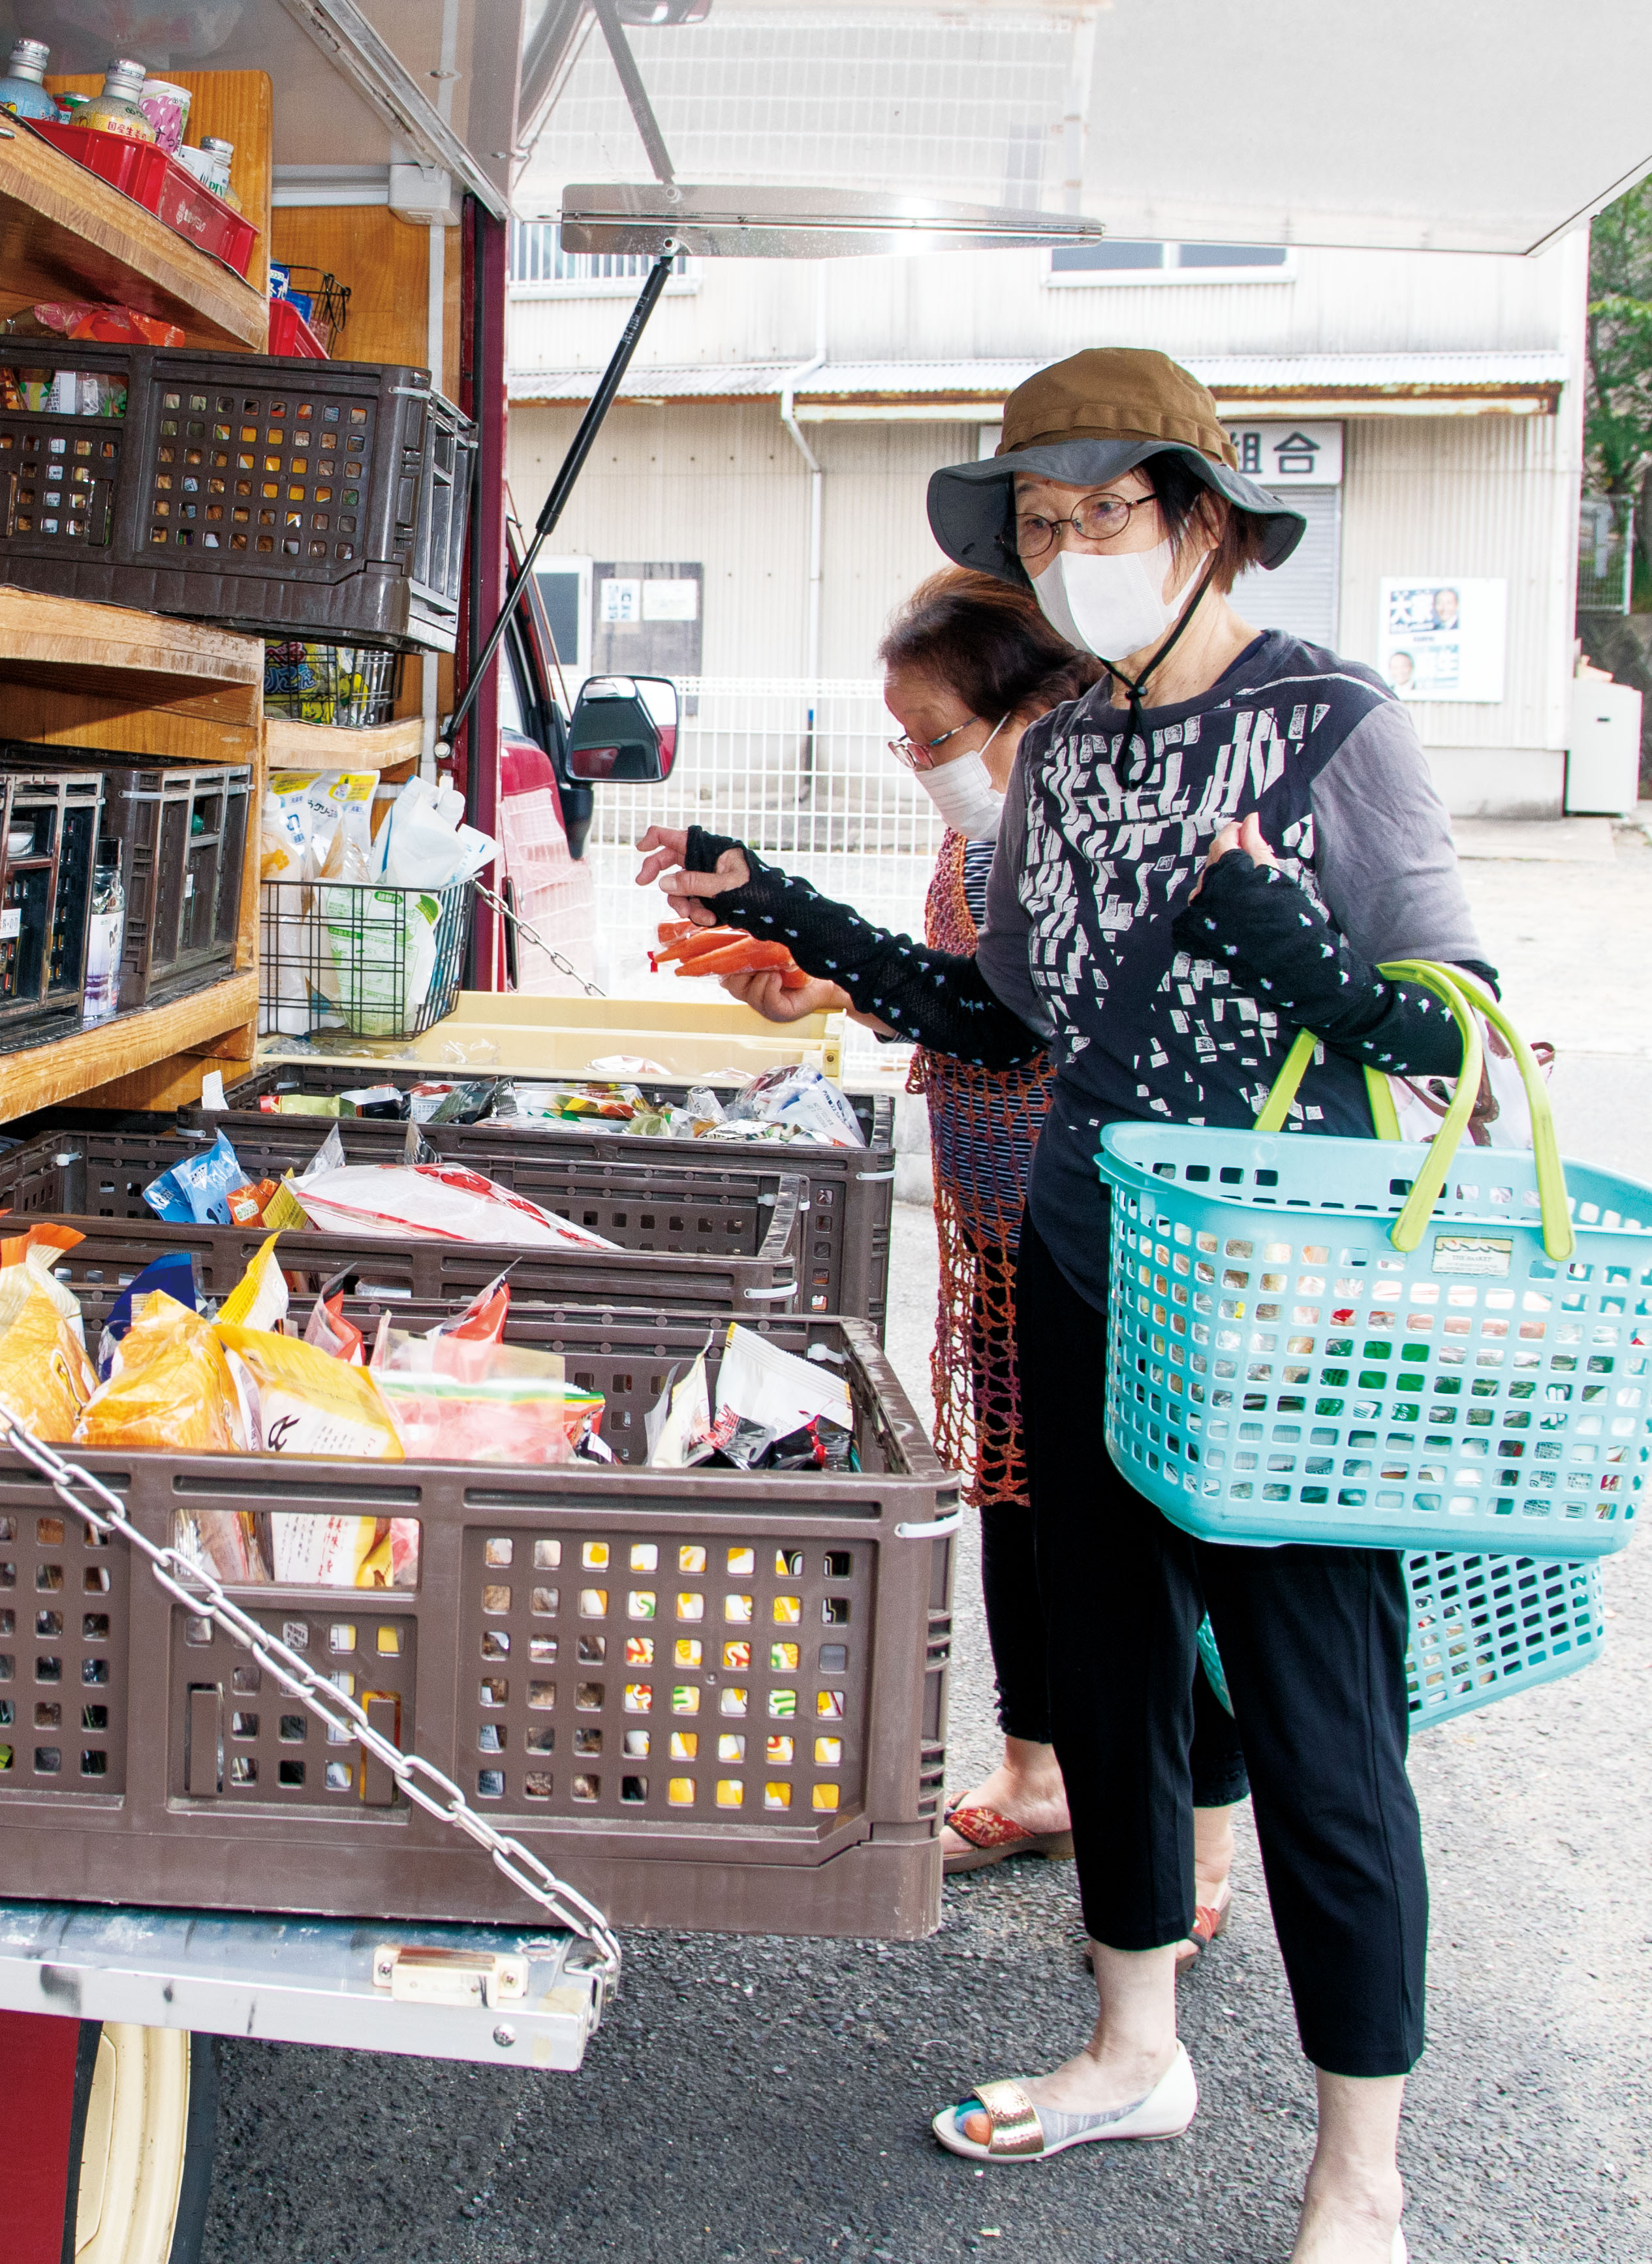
[199,830,1652,2264]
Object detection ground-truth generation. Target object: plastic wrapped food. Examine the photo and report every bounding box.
[725,1063,865,1148]
[705,1323,854,1471]
[373,1340,599,1465]
[97,1251,196,1379]
[0,1260,97,1442]
[74,1293,247,1454]
[291,1162,620,1250]
[218,1233,289,1332]
[144,1130,247,1224]
[216,1323,403,1462]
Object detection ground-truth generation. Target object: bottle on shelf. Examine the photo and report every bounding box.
[83,843,127,1024]
[82,57,158,141]
[0,37,64,121]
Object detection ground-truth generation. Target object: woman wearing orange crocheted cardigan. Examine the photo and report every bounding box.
[807,569,1249,1949]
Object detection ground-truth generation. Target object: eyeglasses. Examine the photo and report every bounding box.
[887,716,980,772]
[1007,490,1159,563]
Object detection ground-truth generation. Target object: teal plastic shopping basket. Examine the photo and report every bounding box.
[1197,1550,1604,1731]
[1096,962,1649,1560]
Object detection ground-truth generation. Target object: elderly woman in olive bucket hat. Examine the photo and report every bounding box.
[638,348,1499,2263]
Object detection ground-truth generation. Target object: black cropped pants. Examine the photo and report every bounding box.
[1016,1209,1427,2078]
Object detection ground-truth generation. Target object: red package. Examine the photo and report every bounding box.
[28,300,185,347]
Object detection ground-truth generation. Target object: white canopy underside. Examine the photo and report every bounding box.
[16,0,1648,253]
[517,0,1652,257]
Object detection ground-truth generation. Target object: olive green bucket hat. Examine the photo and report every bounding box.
[927,347,1307,580]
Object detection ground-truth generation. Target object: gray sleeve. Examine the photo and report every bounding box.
[974,746,1053,1035]
[1310,701,1488,968]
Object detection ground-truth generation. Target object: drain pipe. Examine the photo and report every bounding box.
[780,272,827,791]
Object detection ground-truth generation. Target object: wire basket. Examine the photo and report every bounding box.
[260,876,471,1041]
[1097,964,1651,1561]
[1197,1549,1604,1731]
[263,641,403,728]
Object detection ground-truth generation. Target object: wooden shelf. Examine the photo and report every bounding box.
[0,118,266,351]
[0,586,262,701]
[266,715,424,771]
[0,588,264,763]
[0,972,258,1122]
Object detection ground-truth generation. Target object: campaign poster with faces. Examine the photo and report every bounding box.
[1378,578,1507,702]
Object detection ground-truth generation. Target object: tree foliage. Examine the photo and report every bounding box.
[1586,178,1652,496]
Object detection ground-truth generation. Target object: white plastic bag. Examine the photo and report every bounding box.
[290,1161,621,1251]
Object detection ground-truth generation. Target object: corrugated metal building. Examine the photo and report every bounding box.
[505,230,1589,817]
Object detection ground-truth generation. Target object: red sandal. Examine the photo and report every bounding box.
[943,1803,1076,1876]
[1175,1879,1232,1966]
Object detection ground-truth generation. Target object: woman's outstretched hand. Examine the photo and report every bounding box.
[1188,810,1277,901]
[635,825,752,926]
[717,969,851,1024]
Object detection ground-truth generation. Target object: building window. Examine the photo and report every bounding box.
[508,223,690,292]
[1049,241,1294,285]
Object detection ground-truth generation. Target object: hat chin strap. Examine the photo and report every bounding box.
[1095,559,1217,764]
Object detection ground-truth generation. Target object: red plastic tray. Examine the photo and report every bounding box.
[29,120,258,279]
[268,294,327,358]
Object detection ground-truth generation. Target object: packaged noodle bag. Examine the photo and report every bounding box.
[74,1293,247,1454]
[215,1322,402,1462]
[0,1261,97,1443]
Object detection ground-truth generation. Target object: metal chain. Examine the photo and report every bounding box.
[475,881,606,998]
[0,1415,622,1987]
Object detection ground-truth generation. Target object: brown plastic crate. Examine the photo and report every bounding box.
[0,1315,956,1939]
[174,1066,897,1332]
[3,744,251,1013]
[0,341,475,652]
[30,1210,804,1320]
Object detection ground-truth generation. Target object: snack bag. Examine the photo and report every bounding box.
[215,1322,403,1462]
[226,1178,279,1225]
[144,1131,246,1225]
[725,1063,865,1148]
[267,1510,397,1588]
[0,1265,97,1442]
[706,1323,854,1470]
[1,1234,89,1346]
[304,1275,365,1364]
[97,1250,197,1379]
[218,1233,289,1333]
[74,1293,247,1454]
[290,1162,620,1251]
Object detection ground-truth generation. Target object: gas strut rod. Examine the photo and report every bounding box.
[446,245,676,755]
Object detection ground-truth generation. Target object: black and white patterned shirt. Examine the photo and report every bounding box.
[975,631,1486,1306]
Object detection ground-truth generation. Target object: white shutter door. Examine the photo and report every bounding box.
[1232,487,1341,648]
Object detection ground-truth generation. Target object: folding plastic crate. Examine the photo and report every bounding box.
[0,768,101,1042]
[0,1314,958,1939]
[174,1066,897,1331]
[0,1135,808,1317]
[2,744,250,1014]
[0,339,476,652]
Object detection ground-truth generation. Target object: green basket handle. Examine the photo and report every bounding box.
[1250,961,1570,1258]
[1380,958,1574,1261]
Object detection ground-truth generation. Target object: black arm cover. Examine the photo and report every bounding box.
[683,826,1046,1069]
[1170,852,1499,1078]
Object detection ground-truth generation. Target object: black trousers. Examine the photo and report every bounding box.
[1017,1210,1427,2078]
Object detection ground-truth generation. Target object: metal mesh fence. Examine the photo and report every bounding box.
[1578,493,1634,614]
[586,676,941,1069]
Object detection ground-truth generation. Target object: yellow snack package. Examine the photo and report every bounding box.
[74,1292,247,1454]
[0,1266,97,1443]
[218,1231,289,1331]
[215,1321,403,1462]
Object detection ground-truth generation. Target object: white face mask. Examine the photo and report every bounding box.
[1031,535,1195,660]
[916,715,1008,839]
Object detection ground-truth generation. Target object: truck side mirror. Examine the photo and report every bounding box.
[566,675,679,782]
